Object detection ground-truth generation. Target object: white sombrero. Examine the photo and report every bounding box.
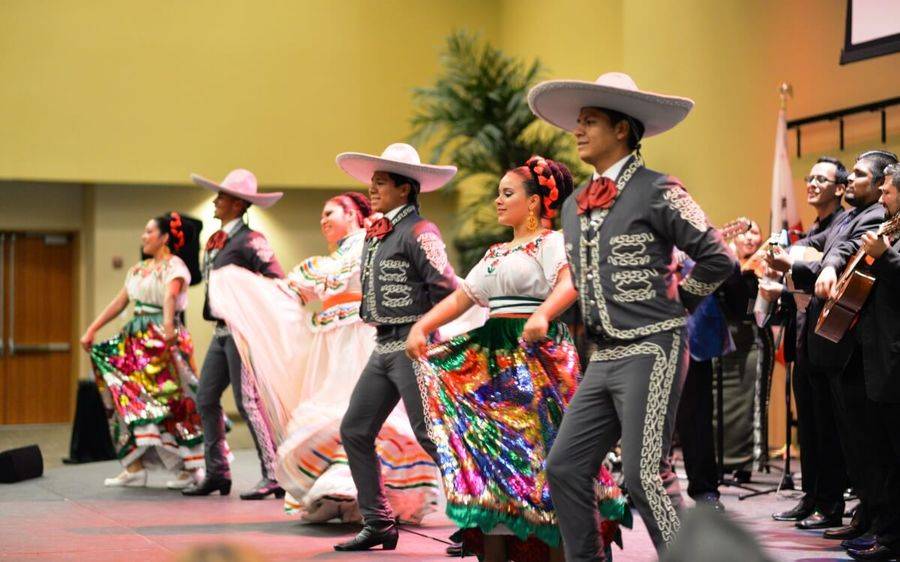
[190,169,283,208]
[335,143,457,193]
[528,72,694,137]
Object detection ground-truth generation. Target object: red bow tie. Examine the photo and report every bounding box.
[576,177,619,215]
[366,217,393,240]
[205,230,228,252]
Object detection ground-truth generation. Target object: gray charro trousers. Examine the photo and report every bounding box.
[339,330,440,527]
[547,328,688,561]
[197,333,276,480]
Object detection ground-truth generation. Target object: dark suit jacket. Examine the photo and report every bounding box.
[786,208,846,355]
[790,202,885,372]
[203,223,285,321]
[858,237,900,402]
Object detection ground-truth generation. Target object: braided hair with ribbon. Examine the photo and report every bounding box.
[152,211,203,285]
[509,155,575,223]
[329,192,374,227]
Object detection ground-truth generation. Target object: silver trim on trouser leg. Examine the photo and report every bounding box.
[591,330,682,544]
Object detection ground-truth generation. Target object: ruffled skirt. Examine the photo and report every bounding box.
[90,312,204,470]
[209,265,440,523]
[416,317,628,557]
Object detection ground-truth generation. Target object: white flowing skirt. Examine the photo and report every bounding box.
[209,265,440,523]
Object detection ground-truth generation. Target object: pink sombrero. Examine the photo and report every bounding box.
[190,169,283,208]
[335,143,457,193]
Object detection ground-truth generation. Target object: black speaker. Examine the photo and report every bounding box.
[63,379,116,464]
[0,444,44,483]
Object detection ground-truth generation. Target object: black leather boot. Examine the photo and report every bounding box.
[239,478,285,500]
[334,523,399,551]
[181,474,232,496]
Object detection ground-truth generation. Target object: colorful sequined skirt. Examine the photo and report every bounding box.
[416,317,627,552]
[90,308,204,470]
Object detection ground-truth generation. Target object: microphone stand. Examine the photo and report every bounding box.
[738,310,795,500]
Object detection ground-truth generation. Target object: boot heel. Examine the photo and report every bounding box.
[382,533,398,551]
[220,481,232,495]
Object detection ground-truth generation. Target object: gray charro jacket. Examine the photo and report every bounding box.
[561,155,736,342]
[203,221,284,322]
[359,205,457,328]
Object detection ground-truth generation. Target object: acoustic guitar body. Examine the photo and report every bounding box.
[815,270,875,343]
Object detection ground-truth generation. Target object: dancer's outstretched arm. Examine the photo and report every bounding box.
[406,288,474,359]
[80,287,129,351]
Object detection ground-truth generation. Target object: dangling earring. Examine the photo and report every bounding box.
[527,212,538,233]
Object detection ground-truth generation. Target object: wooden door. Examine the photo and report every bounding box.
[0,232,76,424]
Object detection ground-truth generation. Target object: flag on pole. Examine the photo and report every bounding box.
[770,106,803,237]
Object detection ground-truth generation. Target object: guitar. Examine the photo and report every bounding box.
[721,216,753,242]
[815,213,900,343]
[674,217,751,267]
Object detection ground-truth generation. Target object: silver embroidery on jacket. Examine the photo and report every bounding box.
[680,275,721,296]
[611,269,656,303]
[609,232,654,266]
[662,187,708,232]
[417,231,449,274]
[575,157,688,339]
[361,205,422,325]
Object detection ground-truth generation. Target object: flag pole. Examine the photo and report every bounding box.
[779,82,793,110]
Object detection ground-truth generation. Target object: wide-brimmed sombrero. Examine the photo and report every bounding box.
[528,72,694,137]
[335,143,457,193]
[190,169,283,208]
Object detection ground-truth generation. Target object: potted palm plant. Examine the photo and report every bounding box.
[410,31,585,273]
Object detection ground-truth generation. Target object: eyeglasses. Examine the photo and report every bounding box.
[804,175,835,185]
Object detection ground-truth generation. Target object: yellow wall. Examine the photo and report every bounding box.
[499,0,899,229]
[0,0,498,186]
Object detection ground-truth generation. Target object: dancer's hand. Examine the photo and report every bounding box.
[163,322,177,345]
[405,325,428,360]
[79,330,95,352]
[522,312,549,343]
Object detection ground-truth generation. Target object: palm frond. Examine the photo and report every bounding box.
[409,30,584,273]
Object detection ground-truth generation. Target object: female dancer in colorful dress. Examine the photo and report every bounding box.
[208,192,441,523]
[81,212,205,489]
[406,157,627,562]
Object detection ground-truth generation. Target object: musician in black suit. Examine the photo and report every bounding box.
[766,157,848,526]
[846,161,900,561]
[768,151,890,540]
[182,169,287,499]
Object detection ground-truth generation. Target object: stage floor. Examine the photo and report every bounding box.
[0,449,858,561]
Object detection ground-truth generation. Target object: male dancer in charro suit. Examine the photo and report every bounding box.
[183,169,286,499]
[529,72,736,561]
[330,143,458,552]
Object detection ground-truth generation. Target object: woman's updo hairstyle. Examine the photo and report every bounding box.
[509,156,575,219]
[329,192,373,228]
[152,211,203,286]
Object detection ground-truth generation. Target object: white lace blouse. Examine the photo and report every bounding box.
[462,230,569,314]
[125,256,191,311]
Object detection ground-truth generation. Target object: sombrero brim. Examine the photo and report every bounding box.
[190,174,283,209]
[335,153,457,193]
[528,80,694,137]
